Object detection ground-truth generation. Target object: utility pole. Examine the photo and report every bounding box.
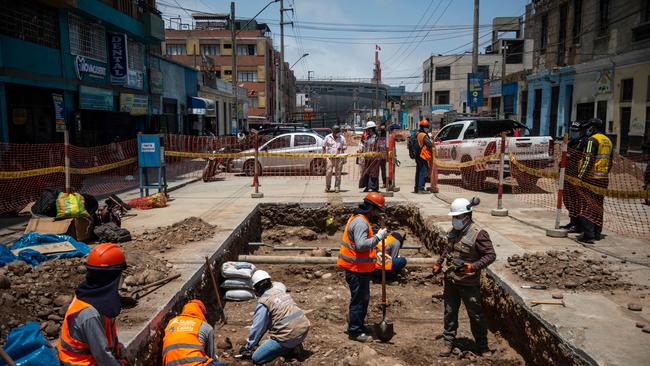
[279,0,293,122]
[471,0,479,113]
[429,56,433,110]
[230,2,238,131]
[501,44,507,118]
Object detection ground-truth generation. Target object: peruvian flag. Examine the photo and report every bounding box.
[376,45,381,51]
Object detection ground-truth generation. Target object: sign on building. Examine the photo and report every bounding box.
[52,94,66,132]
[109,33,128,84]
[120,93,149,115]
[467,73,484,108]
[74,55,106,80]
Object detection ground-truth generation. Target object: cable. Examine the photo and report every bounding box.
[380,0,438,67]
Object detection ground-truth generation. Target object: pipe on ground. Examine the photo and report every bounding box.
[238,255,436,265]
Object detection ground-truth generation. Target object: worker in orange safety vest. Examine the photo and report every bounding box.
[373,231,408,282]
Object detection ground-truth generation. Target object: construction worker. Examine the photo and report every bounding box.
[58,243,129,365]
[337,192,389,342]
[373,231,407,282]
[576,118,613,243]
[561,120,589,233]
[240,270,310,364]
[162,299,229,366]
[433,198,496,356]
[323,125,347,193]
[414,119,432,194]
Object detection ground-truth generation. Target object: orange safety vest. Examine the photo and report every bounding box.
[336,214,377,272]
[417,132,432,161]
[162,306,213,366]
[58,297,120,366]
[375,234,399,270]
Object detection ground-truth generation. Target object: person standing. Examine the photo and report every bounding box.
[359,121,381,192]
[240,271,310,364]
[373,231,407,282]
[323,125,347,193]
[433,198,496,356]
[414,119,432,193]
[162,299,229,366]
[576,118,613,243]
[377,124,388,188]
[58,243,129,365]
[337,192,389,342]
[561,120,589,232]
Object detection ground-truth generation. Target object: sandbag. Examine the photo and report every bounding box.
[221,278,253,290]
[223,289,255,302]
[55,192,88,219]
[221,261,256,279]
[1,321,58,366]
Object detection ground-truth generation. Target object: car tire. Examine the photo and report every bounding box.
[310,159,326,176]
[460,155,486,191]
[243,160,261,177]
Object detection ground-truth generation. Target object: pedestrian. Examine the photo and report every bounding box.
[560,120,589,232]
[373,231,407,282]
[433,198,496,356]
[57,243,129,365]
[576,118,613,243]
[414,119,432,194]
[323,125,347,193]
[240,271,310,364]
[162,299,229,366]
[358,121,381,192]
[337,192,389,342]
[377,124,388,188]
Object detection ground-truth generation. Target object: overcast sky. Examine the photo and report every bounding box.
[158,0,529,91]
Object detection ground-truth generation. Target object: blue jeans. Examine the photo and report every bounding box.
[345,270,372,335]
[209,362,231,366]
[252,338,290,365]
[373,256,407,281]
[415,157,429,191]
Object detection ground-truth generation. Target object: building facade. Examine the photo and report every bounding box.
[0,0,165,145]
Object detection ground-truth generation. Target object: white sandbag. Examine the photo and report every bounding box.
[272,281,287,293]
[221,278,253,290]
[224,289,255,302]
[221,261,256,279]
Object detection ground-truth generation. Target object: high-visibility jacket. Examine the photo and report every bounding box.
[579,133,612,179]
[162,302,213,366]
[336,214,376,272]
[374,234,399,270]
[57,297,120,366]
[417,132,432,161]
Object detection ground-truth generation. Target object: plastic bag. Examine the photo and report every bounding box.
[1,321,58,366]
[224,289,255,302]
[55,192,88,219]
[221,261,256,279]
[128,193,167,210]
[6,232,91,266]
[0,245,17,267]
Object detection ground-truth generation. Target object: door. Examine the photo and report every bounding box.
[532,89,542,136]
[260,134,292,170]
[576,102,595,122]
[550,86,560,137]
[620,107,631,154]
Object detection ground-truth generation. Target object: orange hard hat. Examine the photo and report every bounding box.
[86,243,127,270]
[419,119,430,127]
[364,192,385,211]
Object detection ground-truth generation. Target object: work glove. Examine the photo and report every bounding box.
[432,263,441,275]
[462,263,474,274]
[376,228,388,241]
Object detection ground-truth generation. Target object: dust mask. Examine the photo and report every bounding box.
[452,217,466,230]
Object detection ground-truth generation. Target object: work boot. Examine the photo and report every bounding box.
[439,341,455,357]
[477,344,494,357]
[576,235,594,244]
[348,333,371,343]
[567,225,582,234]
[335,187,340,193]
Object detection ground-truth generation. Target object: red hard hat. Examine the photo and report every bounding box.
[419,119,430,127]
[86,243,127,270]
[364,192,385,211]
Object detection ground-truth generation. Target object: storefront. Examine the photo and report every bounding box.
[526,67,575,137]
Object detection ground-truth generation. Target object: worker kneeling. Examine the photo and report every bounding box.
[373,231,407,282]
[240,270,310,364]
[162,299,229,366]
[58,243,129,365]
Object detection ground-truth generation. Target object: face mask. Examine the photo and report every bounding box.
[452,217,466,230]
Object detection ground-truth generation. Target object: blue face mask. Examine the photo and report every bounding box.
[452,217,466,230]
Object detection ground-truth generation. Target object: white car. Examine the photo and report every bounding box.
[230,132,326,176]
[434,119,554,190]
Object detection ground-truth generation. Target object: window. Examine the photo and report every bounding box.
[540,14,548,54]
[597,100,607,122]
[166,44,186,55]
[621,78,634,102]
[236,44,256,55]
[435,124,463,141]
[647,75,650,101]
[294,134,316,147]
[266,135,291,149]
[573,0,583,44]
[200,44,219,56]
[224,70,232,75]
[435,90,450,105]
[0,1,59,48]
[223,43,232,49]
[69,14,106,61]
[599,0,610,34]
[248,96,259,108]
[127,38,144,71]
[477,65,490,80]
[238,71,257,82]
[558,4,567,66]
[435,66,451,80]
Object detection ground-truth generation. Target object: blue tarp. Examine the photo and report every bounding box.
[0,321,59,366]
[0,232,90,267]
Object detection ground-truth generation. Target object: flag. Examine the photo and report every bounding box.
[376,45,381,51]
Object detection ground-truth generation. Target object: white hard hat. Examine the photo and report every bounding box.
[365,121,376,129]
[252,270,271,286]
[448,198,472,216]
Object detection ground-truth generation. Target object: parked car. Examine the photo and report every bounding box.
[313,128,332,138]
[433,119,554,190]
[230,132,326,176]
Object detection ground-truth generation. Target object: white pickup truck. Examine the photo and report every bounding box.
[433,119,554,190]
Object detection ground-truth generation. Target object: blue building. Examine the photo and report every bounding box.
[525,67,575,137]
[0,0,166,145]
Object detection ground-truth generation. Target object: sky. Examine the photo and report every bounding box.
[157,0,529,91]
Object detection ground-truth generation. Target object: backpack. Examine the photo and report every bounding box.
[407,134,420,160]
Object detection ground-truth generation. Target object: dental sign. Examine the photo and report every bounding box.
[74,55,106,80]
[109,33,128,84]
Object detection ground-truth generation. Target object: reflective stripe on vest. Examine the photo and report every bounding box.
[579,134,612,179]
[165,357,209,366]
[271,310,305,332]
[162,315,213,366]
[336,214,376,272]
[163,343,205,355]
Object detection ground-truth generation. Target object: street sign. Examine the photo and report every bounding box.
[467,73,484,108]
[52,94,66,133]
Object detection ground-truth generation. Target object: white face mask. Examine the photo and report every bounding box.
[452,217,466,230]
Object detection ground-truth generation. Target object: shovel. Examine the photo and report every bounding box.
[373,238,394,342]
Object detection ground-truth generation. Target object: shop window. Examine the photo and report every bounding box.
[0,1,59,48]
[621,78,634,102]
[435,66,451,81]
[69,13,106,62]
[128,38,144,71]
[435,90,450,105]
[238,71,257,82]
[573,0,583,43]
[166,44,186,55]
[599,0,610,35]
[540,14,548,54]
[477,65,490,80]
[200,44,220,56]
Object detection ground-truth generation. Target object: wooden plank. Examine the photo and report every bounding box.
[11,241,77,256]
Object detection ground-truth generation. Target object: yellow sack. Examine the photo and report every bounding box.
[55,192,88,219]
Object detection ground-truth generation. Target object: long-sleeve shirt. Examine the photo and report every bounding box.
[436,225,496,286]
[70,307,122,366]
[348,215,380,251]
[198,322,216,359]
[246,303,306,350]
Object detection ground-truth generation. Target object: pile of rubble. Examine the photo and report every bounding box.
[506,250,630,291]
[130,217,216,252]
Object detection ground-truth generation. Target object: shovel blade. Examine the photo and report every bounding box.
[373,320,394,342]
